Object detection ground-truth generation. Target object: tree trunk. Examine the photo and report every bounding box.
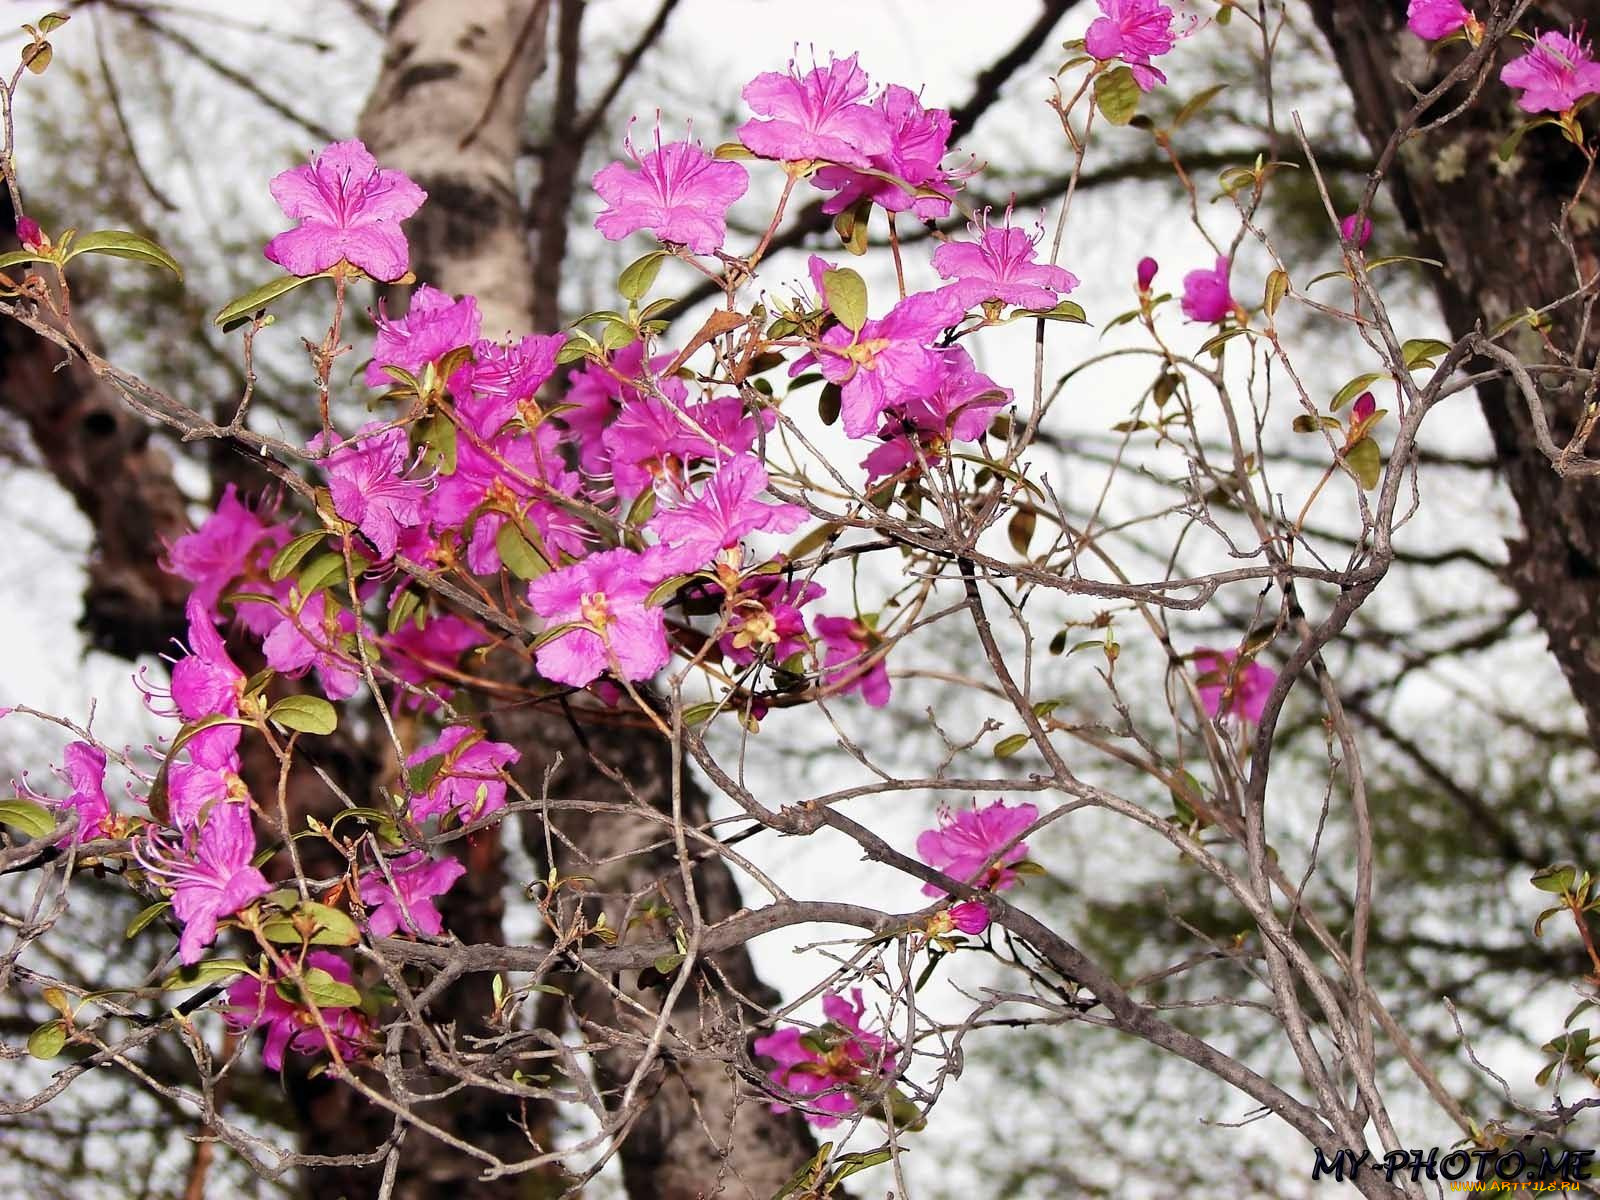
[1310,0,1600,745]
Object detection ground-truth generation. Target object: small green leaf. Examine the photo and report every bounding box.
[712,141,755,160]
[1532,864,1579,894]
[21,40,51,74]
[1022,299,1088,323]
[495,523,550,580]
[1172,83,1227,130]
[386,587,423,634]
[830,1147,895,1181]
[125,900,172,939]
[261,901,361,947]
[1262,268,1289,320]
[268,695,339,736]
[0,797,55,839]
[214,273,324,328]
[297,550,357,597]
[64,229,182,280]
[268,529,327,582]
[822,267,869,333]
[0,248,46,272]
[818,380,842,426]
[618,251,667,302]
[161,959,250,992]
[652,952,685,976]
[280,965,362,1010]
[37,13,70,34]
[27,1020,66,1060]
[599,319,639,351]
[680,701,721,726]
[1343,437,1382,490]
[1401,337,1452,369]
[1094,66,1141,125]
[1331,372,1386,412]
[994,733,1030,759]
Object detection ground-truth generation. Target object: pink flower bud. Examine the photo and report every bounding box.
[16,215,42,249]
[1137,256,1159,292]
[1352,391,1376,423]
[950,900,991,935]
[1340,212,1373,248]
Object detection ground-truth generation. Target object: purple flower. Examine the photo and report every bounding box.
[753,989,898,1127]
[16,215,42,250]
[813,615,890,707]
[1340,212,1374,248]
[559,342,690,478]
[261,592,361,701]
[593,127,749,255]
[528,547,674,687]
[169,598,245,722]
[1137,256,1160,293]
[320,423,428,561]
[136,802,271,964]
[649,456,807,573]
[1500,28,1600,114]
[861,346,1011,481]
[915,799,1039,897]
[263,139,425,282]
[1352,391,1377,424]
[383,612,489,712]
[948,900,991,935]
[162,485,269,609]
[818,288,966,439]
[358,849,465,937]
[166,725,245,829]
[1193,647,1277,723]
[737,53,893,168]
[932,210,1079,312]
[225,951,370,1071]
[13,741,115,846]
[1085,0,1178,91]
[405,725,519,824]
[719,568,825,667]
[364,285,481,388]
[1180,256,1235,324]
[1406,0,1472,40]
[813,84,961,220]
[450,333,567,439]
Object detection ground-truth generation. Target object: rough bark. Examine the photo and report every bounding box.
[1311,0,1600,746]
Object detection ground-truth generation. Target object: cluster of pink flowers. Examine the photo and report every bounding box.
[914,798,1039,935]
[1407,4,1600,117]
[753,989,899,1126]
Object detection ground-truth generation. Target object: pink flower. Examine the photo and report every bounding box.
[450,333,567,439]
[166,725,245,829]
[813,84,961,220]
[719,568,825,667]
[135,802,271,964]
[1137,256,1159,293]
[383,612,489,711]
[358,849,465,937]
[593,127,749,255]
[1340,212,1374,248]
[949,900,991,935]
[364,285,481,388]
[649,456,807,573]
[737,53,893,167]
[15,215,42,250]
[225,951,370,1072]
[162,485,270,609]
[915,799,1038,897]
[1180,256,1235,323]
[1500,28,1600,114]
[263,139,425,282]
[13,741,114,846]
[818,288,966,439]
[861,346,1011,481]
[168,598,245,722]
[319,423,428,561]
[753,989,898,1127]
[560,342,689,478]
[1406,0,1472,40]
[529,547,674,687]
[813,615,890,707]
[932,210,1079,312]
[1192,647,1277,722]
[261,592,361,701]
[405,724,519,824]
[1085,0,1178,91]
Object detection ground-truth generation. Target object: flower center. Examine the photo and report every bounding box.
[580,591,613,629]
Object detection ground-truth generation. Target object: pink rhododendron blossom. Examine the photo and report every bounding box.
[818,288,966,438]
[364,285,481,388]
[358,849,466,937]
[405,725,519,824]
[559,342,689,478]
[593,127,749,255]
[737,53,893,167]
[168,598,245,722]
[16,214,42,250]
[528,547,673,686]
[1137,255,1159,292]
[383,612,489,712]
[812,84,961,219]
[1340,212,1374,248]
[1180,256,1235,323]
[166,725,245,829]
[320,423,428,561]
[753,989,898,1126]
[163,484,269,609]
[813,615,890,706]
[861,346,1011,481]
[1085,0,1178,91]
[1406,0,1472,41]
[450,333,566,438]
[915,799,1039,897]
[13,741,114,845]
[136,802,271,964]
[261,592,361,701]
[1193,647,1277,722]
[430,426,587,574]
[719,568,824,667]
[1500,28,1600,113]
[649,456,807,573]
[263,139,425,282]
[932,210,1079,311]
[949,900,991,935]
[225,951,370,1071]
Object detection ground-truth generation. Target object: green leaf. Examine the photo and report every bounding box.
[1401,337,1452,369]
[830,1147,894,1182]
[161,959,250,992]
[1500,115,1562,161]
[821,267,869,333]
[994,733,1030,759]
[652,952,685,976]
[1172,83,1227,130]
[618,251,667,302]
[297,550,357,597]
[599,319,639,351]
[712,141,755,160]
[268,529,327,582]
[1022,299,1088,324]
[1331,372,1386,411]
[1532,864,1579,894]
[417,412,457,475]
[0,797,55,839]
[1094,66,1141,126]
[386,587,423,635]
[1262,268,1289,320]
[495,523,549,580]
[261,901,361,947]
[125,900,172,940]
[818,380,842,426]
[1343,437,1381,490]
[63,229,182,280]
[37,13,70,34]
[214,273,323,329]
[21,40,51,74]
[680,701,721,727]
[27,1020,66,1060]
[0,248,45,272]
[282,965,362,1010]
[833,195,872,256]
[268,695,339,736]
